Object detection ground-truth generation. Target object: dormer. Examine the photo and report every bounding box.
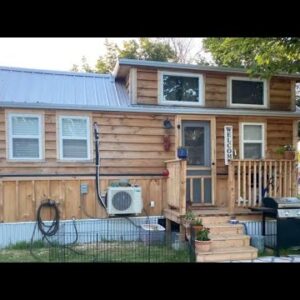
[114,59,300,112]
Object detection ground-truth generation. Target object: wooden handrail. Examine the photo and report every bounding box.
[228,159,298,211]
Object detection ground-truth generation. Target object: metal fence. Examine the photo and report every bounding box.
[28,219,193,263]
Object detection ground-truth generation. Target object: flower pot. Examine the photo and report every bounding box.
[195,240,212,252]
[284,151,295,160]
[192,225,204,234]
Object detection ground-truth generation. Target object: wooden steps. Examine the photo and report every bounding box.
[207,224,244,235]
[195,222,258,262]
[196,246,258,262]
[210,234,250,249]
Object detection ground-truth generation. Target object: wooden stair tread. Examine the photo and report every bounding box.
[210,234,249,241]
[197,246,257,255]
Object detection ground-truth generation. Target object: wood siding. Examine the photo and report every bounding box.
[0,109,175,175]
[0,176,166,222]
[269,78,293,111]
[133,68,295,111]
[216,116,294,175]
[205,73,227,108]
[136,68,157,105]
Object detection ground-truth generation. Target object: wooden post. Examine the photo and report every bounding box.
[166,219,172,232]
[228,161,235,215]
[179,160,186,216]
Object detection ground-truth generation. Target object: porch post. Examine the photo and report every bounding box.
[228,161,235,215]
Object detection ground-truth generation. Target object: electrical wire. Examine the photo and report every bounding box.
[94,122,107,209]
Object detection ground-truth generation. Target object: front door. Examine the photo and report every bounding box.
[182,121,214,205]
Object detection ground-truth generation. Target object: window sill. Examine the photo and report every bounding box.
[56,160,94,164]
[6,159,46,163]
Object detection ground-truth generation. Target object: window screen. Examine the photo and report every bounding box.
[10,115,41,159]
[60,117,89,159]
[232,80,264,105]
[163,74,200,102]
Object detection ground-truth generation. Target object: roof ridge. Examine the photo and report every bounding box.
[0,65,112,79]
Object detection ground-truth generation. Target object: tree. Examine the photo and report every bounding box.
[95,38,175,73]
[73,38,175,74]
[202,38,300,78]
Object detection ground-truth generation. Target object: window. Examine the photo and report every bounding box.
[8,114,43,160]
[229,77,267,108]
[160,71,204,105]
[59,116,90,160]
[240,123,265,159]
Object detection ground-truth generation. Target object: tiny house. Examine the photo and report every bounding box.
[0,59,299,227]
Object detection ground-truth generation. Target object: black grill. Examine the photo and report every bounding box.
[253,197,300,256]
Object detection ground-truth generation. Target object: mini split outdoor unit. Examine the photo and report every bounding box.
[106,186,143,215]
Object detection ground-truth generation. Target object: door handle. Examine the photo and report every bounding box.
[211,162,215,166]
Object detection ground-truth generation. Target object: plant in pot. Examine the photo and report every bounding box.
[276,144,296,160]
[195,227,211,252]
[183,209,196,240]
[191,218,203,233]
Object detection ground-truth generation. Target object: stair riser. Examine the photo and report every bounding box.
[201,217,231,225]
[209,227,244,235]
[211,238,250,249]
[196,251,257,262]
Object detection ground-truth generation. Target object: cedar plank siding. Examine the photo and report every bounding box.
[135,68,295,111]
[0,108,173,222]
[136,68,157,105]
[0,109,175,175]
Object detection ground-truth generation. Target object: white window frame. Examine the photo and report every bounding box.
[159,71,204,106]
[8,113,43,161]
[240,122,265,159]
[228,76,268,108]
[59,116,91,161]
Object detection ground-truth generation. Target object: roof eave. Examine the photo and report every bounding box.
[116,59,300,80]
[2,101,300,118]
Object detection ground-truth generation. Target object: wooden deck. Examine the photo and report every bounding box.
[164,207,262,224]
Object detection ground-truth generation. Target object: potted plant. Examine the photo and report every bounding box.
[276,144,296,160]
[191,218,203,233]
[182,209,196,240]
[195,227,211,252]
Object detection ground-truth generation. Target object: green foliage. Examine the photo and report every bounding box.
[74,38,175,74]
[192,218,203,226]
[276,144,296,155]
[203,38,300,78]
[196,227,210,241]
[184,209,196,222]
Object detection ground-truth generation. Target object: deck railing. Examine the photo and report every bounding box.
[164,159,187,215]
[228,159,298,212]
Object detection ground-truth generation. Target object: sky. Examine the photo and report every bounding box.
[0,38,206,72]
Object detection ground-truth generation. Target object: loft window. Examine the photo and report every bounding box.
[229,77,267,108]
[240,123,265,159]
[59,116,90,160]
[8,114,43,160]
[160,71,204,105]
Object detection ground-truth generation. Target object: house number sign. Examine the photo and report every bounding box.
[224,126,233,165]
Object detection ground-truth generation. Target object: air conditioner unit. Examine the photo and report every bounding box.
[106,186,143,215]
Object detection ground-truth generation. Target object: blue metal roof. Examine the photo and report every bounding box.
[0,66,130,108]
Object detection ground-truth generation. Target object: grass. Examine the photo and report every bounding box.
[5,240,46,250]
[0,241,191,263]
